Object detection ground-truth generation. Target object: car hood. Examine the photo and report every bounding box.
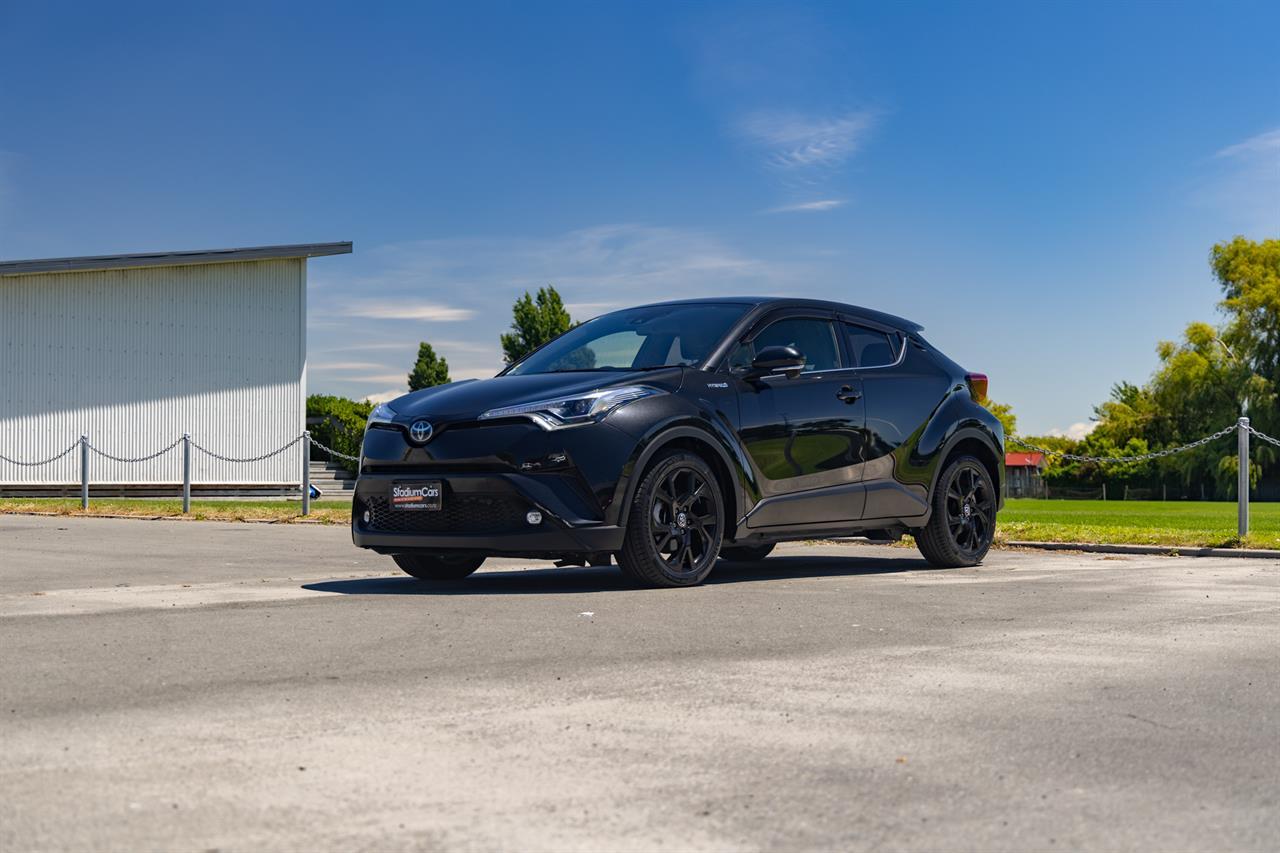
[388,368,684,424]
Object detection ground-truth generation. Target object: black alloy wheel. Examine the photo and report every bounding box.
[618,450,725,587]
[915,455,996,568]
[650,465,719,572]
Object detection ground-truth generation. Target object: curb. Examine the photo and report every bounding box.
[1004,540,1279,560]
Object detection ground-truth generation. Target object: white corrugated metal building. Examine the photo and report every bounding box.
[0,242,351,494]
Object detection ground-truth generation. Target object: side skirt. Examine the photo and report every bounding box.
[728,514,930,546]
[731,478,932,545]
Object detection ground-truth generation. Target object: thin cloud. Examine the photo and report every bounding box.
[342,372,413,385]
[308,341,419,354]
[739,110,877,171]
[564,301,627,317]
[451,367,499,381]
[1195,127,1280,236]
[686,10,879,209]
[1047,422,1097,441]
[341,302,474,322]
[763,199,846,214]
[307,223,806,402]
[309,361,390,371]
[365,387,408,404]
[1215,128,1280,159]
[429,339,504,355]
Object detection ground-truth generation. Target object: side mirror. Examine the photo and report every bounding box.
[745,345,806,380]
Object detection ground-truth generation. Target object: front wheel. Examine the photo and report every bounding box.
[915,455,996,568]
[393,553,485,581]
[617,450,725,587]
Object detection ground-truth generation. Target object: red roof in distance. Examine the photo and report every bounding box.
[1005,452,1045,467]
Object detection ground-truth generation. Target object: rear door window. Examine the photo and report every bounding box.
[844,324,900,368]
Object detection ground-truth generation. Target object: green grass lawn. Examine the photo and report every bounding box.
[996,498,1280,550]
[0,498,349,524]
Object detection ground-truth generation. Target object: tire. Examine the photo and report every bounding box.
[916,455,997,568]
[617,450,725,587]
[719,543,775,562]
[393,553,485,581]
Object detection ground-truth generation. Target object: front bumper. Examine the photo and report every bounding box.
[350,418,638,557]
[351,472,625,555]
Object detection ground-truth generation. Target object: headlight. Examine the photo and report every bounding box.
[367,401,397,428]
[479,386,663,430]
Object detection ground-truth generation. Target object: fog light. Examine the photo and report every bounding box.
[362,510,371,524]
[526,510,543,525]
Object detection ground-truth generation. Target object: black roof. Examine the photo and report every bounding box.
[633,296,923,333]
[0,242,352,277]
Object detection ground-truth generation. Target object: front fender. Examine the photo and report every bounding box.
[604,413,753,529]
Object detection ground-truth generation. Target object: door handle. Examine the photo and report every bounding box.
[836,385,861,404]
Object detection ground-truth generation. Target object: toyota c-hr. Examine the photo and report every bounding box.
[352,298,1003,587]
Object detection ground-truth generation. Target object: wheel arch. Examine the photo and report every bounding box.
[612,425,741,532]
[933,428,1003,505]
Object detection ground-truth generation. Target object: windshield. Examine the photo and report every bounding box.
[506,303,749,376]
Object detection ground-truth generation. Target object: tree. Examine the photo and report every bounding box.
[1082,238,1279,497]
[982,398,1017,437]
[1081,321,1244,495]
[500,286,575,364]
[1013,434,1081,486]
[1213,236,1280,435]
[407,342,450,391]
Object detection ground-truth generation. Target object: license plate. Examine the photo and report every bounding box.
[390,481,443,512]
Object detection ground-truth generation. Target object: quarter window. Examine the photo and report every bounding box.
[844,324,899,368]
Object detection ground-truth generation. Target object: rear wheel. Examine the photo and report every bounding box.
[618,450,725,587]
[719,543,775,562]
[393,553,485,581]
[916,455,996,568]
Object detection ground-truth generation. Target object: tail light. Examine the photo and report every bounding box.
[965,372,988,402]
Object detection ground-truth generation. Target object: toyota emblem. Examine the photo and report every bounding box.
[408,420,434,444]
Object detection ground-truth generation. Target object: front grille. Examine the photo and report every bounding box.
[361,493,529,535]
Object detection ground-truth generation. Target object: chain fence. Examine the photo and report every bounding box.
[189,434,305,464]
[1247,423,1280,449]
[0,431,357,516]
[3,419,1279,529]
[308,437,360,463]
[86,436,185,464]
[0,440,82,468]
[1007,423,1240,463]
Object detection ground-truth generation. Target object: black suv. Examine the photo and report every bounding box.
[352,298,1003,587]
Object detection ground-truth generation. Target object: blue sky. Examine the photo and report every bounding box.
[2,1,1277,436]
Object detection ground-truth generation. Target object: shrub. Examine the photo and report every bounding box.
[306,395,373,463]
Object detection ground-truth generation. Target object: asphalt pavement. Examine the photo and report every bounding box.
[1,513,1276,851]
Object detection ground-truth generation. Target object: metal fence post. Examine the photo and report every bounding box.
[80,435,89,510]
[1238,416,1250,539]
[302,431,311,516]
[182,433,191,514]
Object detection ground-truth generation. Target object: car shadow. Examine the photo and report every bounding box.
[302,553,932,597]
